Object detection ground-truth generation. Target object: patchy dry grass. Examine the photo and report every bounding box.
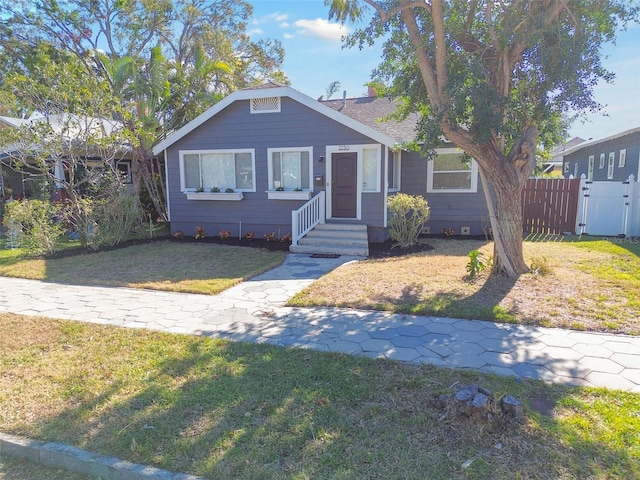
[0,241,284,295]
[1,315,638,479]
[290,237,640,335]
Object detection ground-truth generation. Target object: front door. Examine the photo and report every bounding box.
[331,152,357,218]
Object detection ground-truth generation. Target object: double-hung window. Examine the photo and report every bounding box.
[427,149,478,193]
[268,147,312,190]
[181,150,255,191]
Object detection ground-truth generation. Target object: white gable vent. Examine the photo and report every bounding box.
[250,96,281,114]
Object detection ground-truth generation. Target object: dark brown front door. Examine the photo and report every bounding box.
[331,152,357,218]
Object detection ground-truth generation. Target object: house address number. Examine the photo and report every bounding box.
[338,145,350,150]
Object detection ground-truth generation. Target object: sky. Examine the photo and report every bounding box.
[248,0,640,142]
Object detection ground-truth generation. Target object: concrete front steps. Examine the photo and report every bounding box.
[289,223,369,256]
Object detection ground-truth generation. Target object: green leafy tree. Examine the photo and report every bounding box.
[327,0,638,276]
[0,0,287,220]
[0,55,139,247]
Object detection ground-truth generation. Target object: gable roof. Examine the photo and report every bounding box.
[561,126,640,157]
[152,84,415,155]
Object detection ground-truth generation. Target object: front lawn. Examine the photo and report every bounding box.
[0,240,285,295]
[289,237,640,335]
[1,315,638,479]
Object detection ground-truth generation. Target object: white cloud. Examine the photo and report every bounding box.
[253,12,289,25]
[247,28,263,36]
[293,18,350,42]
[283,33,295,40]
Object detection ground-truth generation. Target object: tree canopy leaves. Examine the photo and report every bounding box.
[327,0,639,276]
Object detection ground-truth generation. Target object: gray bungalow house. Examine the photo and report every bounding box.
[562,127,640,182]
[153,83,488,255]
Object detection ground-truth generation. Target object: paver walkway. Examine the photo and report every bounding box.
[0,253,638,392]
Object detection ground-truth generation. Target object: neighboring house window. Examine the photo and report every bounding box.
[587,155,594,181]
[250,97,281,114]
[181,150,255,191]
[427,149,478,193]
[573,163,578,178]
[607,152,615,179]
[268,147,312,190]
[388,150,401,191]
[564,161,570,173]
[599,153,605,169]
[116,161,132,184]
[362,147,380,192]
[619,149,626,167]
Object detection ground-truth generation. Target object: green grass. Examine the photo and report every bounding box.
[0,240,285,295]
[289,237,640,335]
[1,315,638,479]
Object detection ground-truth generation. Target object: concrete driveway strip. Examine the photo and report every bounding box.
[0,253,638,392]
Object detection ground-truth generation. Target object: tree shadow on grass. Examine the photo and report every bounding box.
[374,273,520,323]
[10,320,638,479]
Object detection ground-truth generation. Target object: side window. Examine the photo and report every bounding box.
[388,150,401,191]
[587,155,594,181]
[607,152,615,179]
[619,149,626,167]
[599,153,605,169]
[427,150,478,193]
[362,147,380,192]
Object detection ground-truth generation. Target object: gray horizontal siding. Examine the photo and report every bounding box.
[399,150,489,236]
[165,97,388,237]
[564,131,640,181]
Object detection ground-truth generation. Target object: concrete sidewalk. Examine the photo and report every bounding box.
[0,253,638,392]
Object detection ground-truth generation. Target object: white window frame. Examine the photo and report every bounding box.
[116,160,132,184]
[362,146,381,192]
[573,163,579,178]
[388,150,401,192]
[427,148,478,193]
[599,153,605,169]
[607,152,615,179]
[564,161,570,173]
[587,155,594,181]
[267,147,313,192]
[619,149,626,167]
[179,149,256,192]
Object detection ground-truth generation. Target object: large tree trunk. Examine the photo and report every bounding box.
[446,126,537,277]
[479,168,529,276]
[473,127,538,277]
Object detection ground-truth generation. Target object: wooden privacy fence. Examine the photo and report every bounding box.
[521,178,582,234]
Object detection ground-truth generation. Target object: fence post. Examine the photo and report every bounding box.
[575,174,588,235]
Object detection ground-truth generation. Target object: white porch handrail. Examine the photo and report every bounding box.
[292,191,325,246]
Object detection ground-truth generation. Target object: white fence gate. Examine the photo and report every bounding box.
[576,175,640,237]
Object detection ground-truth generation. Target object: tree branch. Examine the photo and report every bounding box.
[400,9,442,110]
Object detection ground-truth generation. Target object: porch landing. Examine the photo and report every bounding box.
[289,223,369,257]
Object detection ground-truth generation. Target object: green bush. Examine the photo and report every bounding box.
[5,199,66,256]
[387,193,430,248]
[87,193,145,250]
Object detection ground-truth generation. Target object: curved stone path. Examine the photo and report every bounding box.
[0,254,638,392]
